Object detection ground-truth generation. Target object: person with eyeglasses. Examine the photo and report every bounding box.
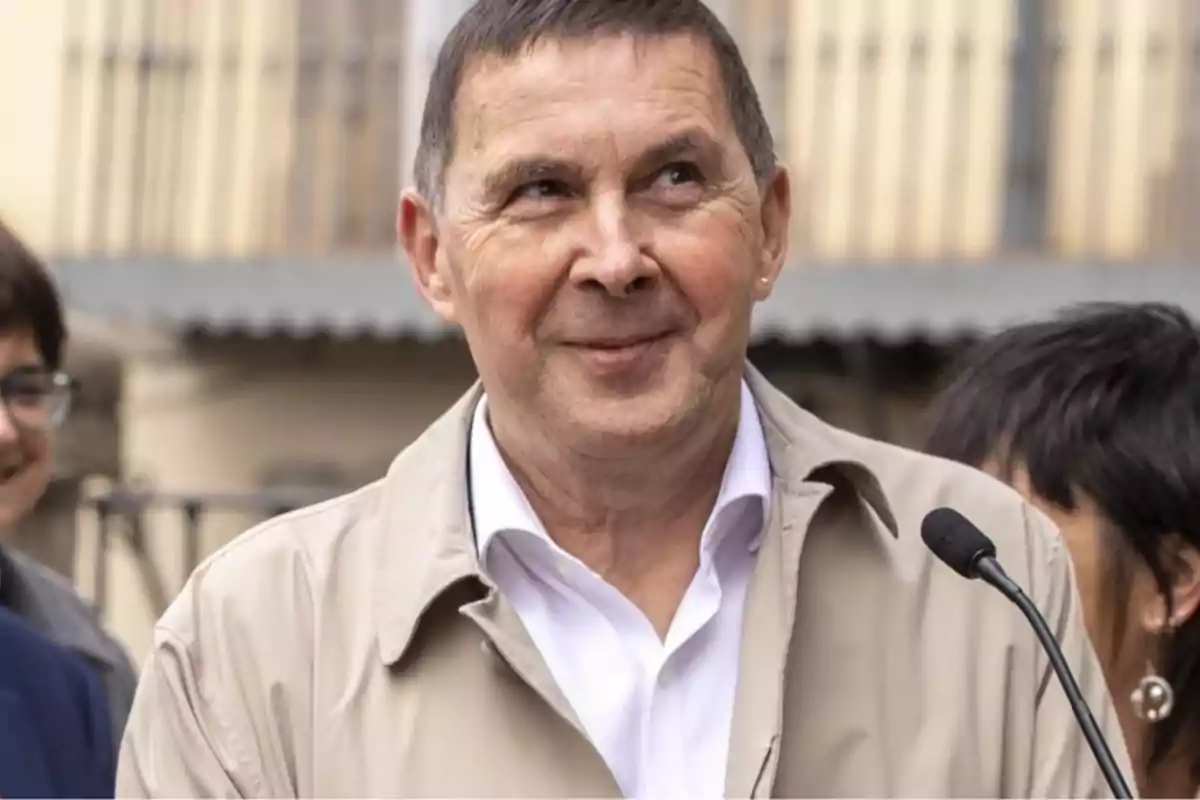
[0,218,136,796]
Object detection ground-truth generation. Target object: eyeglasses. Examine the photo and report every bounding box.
[0,367,73,431]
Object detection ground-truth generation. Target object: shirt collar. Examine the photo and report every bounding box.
[467,393,548,562]
[468,380,772,568]
[371,363,898,666]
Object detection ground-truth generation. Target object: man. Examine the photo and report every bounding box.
[117,1,1132,796]
[0,219,138,750]
[923,302,1200,798]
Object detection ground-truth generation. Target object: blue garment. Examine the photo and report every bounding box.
[0,605,115,798]
[0,545,138,749]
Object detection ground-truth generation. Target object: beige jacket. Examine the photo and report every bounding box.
[117,367,1134,798]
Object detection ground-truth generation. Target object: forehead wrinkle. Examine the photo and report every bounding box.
[453,45,592,154]
[449,33,737,171]
[464,49,721,125]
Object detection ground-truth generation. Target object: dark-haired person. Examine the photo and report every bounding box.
[925,301,1200,798]
[118,1,1130,796]
[0,220,138,757]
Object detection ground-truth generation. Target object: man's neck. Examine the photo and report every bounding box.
[486,384,742,580]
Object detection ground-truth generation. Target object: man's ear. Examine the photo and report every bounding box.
[752,164,791,301]
[398,189,457,324]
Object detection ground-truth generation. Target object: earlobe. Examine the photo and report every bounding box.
[398,190,458,324]
[1142,597,1172,633]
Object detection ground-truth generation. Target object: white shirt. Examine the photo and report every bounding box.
[468,381,772,800]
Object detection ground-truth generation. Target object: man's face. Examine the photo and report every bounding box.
[401,33,789,452]
[0,329,54,531]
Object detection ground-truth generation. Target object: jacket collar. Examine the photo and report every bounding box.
[372,362,898,666]
[0,545,124,670]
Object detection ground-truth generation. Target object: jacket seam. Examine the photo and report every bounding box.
[156,626,267,797]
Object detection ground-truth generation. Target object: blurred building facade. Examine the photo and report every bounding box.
[1,0,1199,661]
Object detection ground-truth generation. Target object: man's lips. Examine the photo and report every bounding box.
[562,331,675,350]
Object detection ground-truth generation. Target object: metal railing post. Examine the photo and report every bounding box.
[181,499,203,581]
[92,495,112,617]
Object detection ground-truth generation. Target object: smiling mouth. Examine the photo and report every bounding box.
[560,331,676,375]
[0,465,21,482]
[567,331,674,350]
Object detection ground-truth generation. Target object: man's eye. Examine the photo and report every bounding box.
[654,162,703,187]
[511,179,570,203]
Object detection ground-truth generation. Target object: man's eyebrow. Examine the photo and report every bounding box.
[630,129,725,175]
[480,158,585,203]
[477,129,726,202]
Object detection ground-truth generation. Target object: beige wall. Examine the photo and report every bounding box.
[786,0,1015,260]
[82,338,477,664]
[782,0,1197,261]
[1046,0,1198,258]
[0,0,68,251]
[8,0,1193,263]
[8,0,403,258]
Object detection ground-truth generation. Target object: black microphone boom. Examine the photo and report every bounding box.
[921,507,1134,799]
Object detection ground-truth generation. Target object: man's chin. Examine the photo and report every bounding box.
[558,393,698,450]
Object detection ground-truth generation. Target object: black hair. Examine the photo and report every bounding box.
[924,301,1200,777]
[0,219,66,370]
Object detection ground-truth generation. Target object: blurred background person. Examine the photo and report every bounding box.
[923,302,1200,799]
[0,219,137,751]
[0,602,116,797]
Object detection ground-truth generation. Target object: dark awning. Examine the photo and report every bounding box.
[50,257,1200,343]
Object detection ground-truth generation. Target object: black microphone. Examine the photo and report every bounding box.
[920,507,1134,799]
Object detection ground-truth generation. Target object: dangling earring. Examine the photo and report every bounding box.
[1131,662,1175,723]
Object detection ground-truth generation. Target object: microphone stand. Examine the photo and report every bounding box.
[975,556,1134,799]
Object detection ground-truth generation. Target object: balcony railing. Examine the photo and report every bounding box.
[47,0,1200,264]
[80,484,338,619]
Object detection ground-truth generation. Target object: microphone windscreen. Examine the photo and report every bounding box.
[921,507,997,579]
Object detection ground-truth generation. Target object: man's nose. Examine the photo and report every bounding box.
[569,198,660,297]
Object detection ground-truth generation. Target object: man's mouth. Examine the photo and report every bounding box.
[567,331,674,350]
[0,464,23,482]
